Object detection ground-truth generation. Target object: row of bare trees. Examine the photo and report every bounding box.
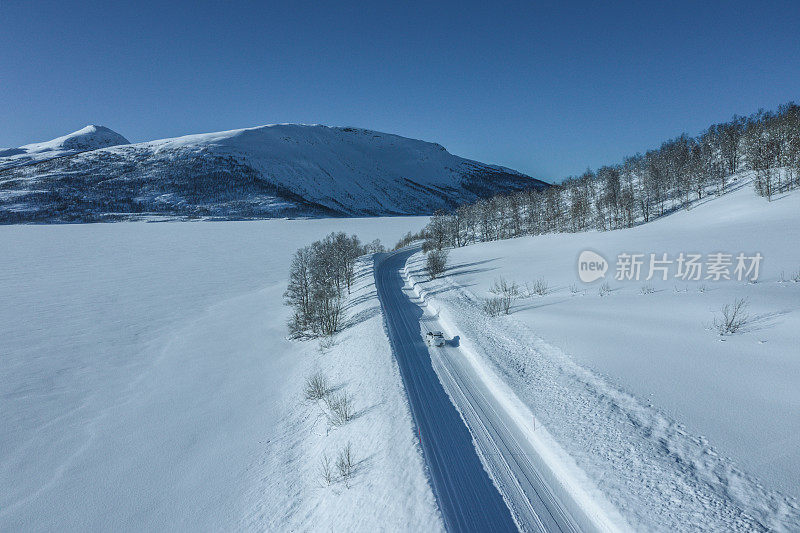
[285,232,384,337]
[421,102,800,248]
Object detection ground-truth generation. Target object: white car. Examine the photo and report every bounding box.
[426,331,446,347]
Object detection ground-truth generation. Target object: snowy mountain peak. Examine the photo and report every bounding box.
[26,124,129,152]
[0,125,130,170]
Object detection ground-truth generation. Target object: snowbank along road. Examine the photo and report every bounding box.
[375,248,589,532]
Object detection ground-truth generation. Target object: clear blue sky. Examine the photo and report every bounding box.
[1,0,798,181]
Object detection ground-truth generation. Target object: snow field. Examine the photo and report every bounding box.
[0,216,433,531]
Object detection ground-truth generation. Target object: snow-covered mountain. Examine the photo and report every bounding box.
[0,124,546,223]
[0,125,130,171]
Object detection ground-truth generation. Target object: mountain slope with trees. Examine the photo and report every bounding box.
[0,124,545,223]
[419,102,800,247]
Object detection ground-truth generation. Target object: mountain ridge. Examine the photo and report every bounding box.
[0,124,547,223]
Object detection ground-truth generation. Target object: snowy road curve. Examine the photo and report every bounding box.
[376,249,585,533]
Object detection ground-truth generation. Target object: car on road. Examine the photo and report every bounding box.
[426,331,446,347]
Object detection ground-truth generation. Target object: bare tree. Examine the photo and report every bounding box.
[425,211,449,251]
[713,298,749,335]
[526,278,549,296]
[363,238,385,254]
[285,246,315,338]
[482,297,505,317]
[489,277,520,314]
[325,391,354,426]
[425,249,449,279]
[304,371,330,401]
[320,453,333,486]
[336,443,355,485]
[285,232,366,338]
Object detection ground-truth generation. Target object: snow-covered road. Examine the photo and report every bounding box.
[376,249,587,533]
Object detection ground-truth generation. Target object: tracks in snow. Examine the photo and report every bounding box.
[375,248,591,532]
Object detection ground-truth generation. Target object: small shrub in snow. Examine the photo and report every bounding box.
[713,298,749,335]
[569,283,579,295]
[639,284,654,295]
[793,269,800,283]
[320,453,333,486]
[482,297,505,317]
[528,278,549,296]
[326,391,354,426]
[304,372,330,401]
[425,249,449,279]
[336,442,355,483]
[598,282,611,297]
[522,282,532,298]
[698,284,708,293]
[489,277,520,314]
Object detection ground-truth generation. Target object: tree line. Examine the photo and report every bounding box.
[285,232,384,337]
[419,102,800,248]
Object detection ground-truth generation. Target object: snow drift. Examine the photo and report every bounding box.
[0,124,546,223]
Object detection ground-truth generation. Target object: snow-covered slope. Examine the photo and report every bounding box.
[0,125,129,170]
[0,124,545,223]
[404,180,800,531]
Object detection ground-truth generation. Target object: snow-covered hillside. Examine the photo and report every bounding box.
[0,124,545,223]
[0,125,129,170]
[0,217,440,531]
[404,181,800,531]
